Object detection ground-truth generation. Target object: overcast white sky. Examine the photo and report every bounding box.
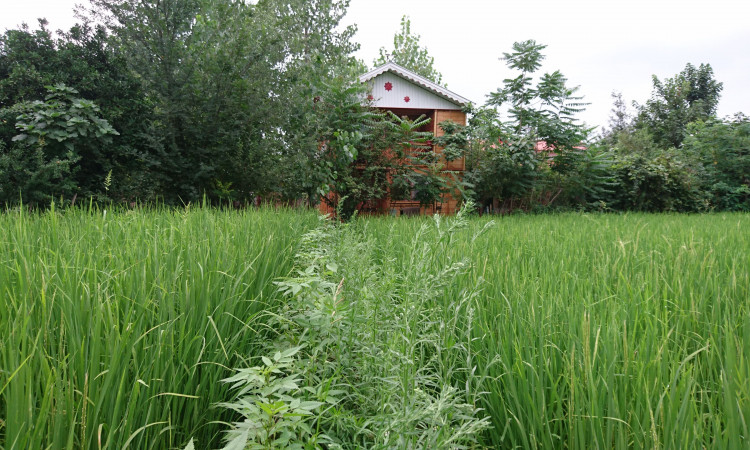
[3,0,749,131]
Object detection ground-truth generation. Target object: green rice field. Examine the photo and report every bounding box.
[1,206,748,449]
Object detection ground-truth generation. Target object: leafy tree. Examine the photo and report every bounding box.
[85,0,362,204]
[635,63,723,148]
[463,105,541,210]
[0,20,59,106]
[312,79,439,219]
[0,84,118,206]
[275,0,359,74]
[374,15,444,86]
[313,78,381,218]
[487,39,590,151]
[13,84,118,153]
[86,0,215,201]
[467,40,590,211]
[259,0,364,203]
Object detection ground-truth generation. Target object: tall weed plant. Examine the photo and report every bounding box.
[219,203,493,449]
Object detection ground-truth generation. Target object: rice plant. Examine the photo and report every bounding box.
[2,205,748,449]
[0,204,317,449]
[363,212,749,448]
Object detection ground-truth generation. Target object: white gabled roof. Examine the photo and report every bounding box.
[360,61,471,108]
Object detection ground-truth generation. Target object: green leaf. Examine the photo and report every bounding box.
[222,429,249,450]
[297,401,323,411]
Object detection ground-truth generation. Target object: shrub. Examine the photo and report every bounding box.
[683,116,750,211]
[1,84,118,206]
[609,150,704,212]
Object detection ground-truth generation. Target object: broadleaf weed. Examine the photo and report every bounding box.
[219,203,492,448]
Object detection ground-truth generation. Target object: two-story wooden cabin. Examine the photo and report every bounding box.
[321,62,472,216]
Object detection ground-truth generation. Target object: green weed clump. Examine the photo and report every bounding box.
[0,204,317,449]
[219,207,492,449]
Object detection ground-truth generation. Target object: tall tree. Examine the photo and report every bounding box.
[463,105,541,209]
[259,0,363,202]
[374,15,444,86]
[86,0,215,201]
[85,0,362,203]
[635,63,723,148]
[466,40,591,210]
[487,39,589,151]
[599,91,632,145]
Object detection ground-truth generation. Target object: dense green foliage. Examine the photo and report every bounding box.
[1,1,365,206]
[635,63,723,149]
[588,65,747,213]
[85,0,363,204]
[0,6,746,213]
[0,20,155,202]
[1,84,119,205]
[465,40,593,212]
[2,207,748,449]
[464,52,747,214]
[683,116,750,210]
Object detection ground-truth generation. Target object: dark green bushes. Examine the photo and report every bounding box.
[0,84,118,206]
[609,150,702,211]
[598,115,749,212]
[462,57,747,214]
[463,114,749,214]
[684,116,750,210]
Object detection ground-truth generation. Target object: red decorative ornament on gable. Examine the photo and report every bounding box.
[384,82,393,91]
[404,96,410,103]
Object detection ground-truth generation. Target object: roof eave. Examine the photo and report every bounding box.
[360,62,472,108]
